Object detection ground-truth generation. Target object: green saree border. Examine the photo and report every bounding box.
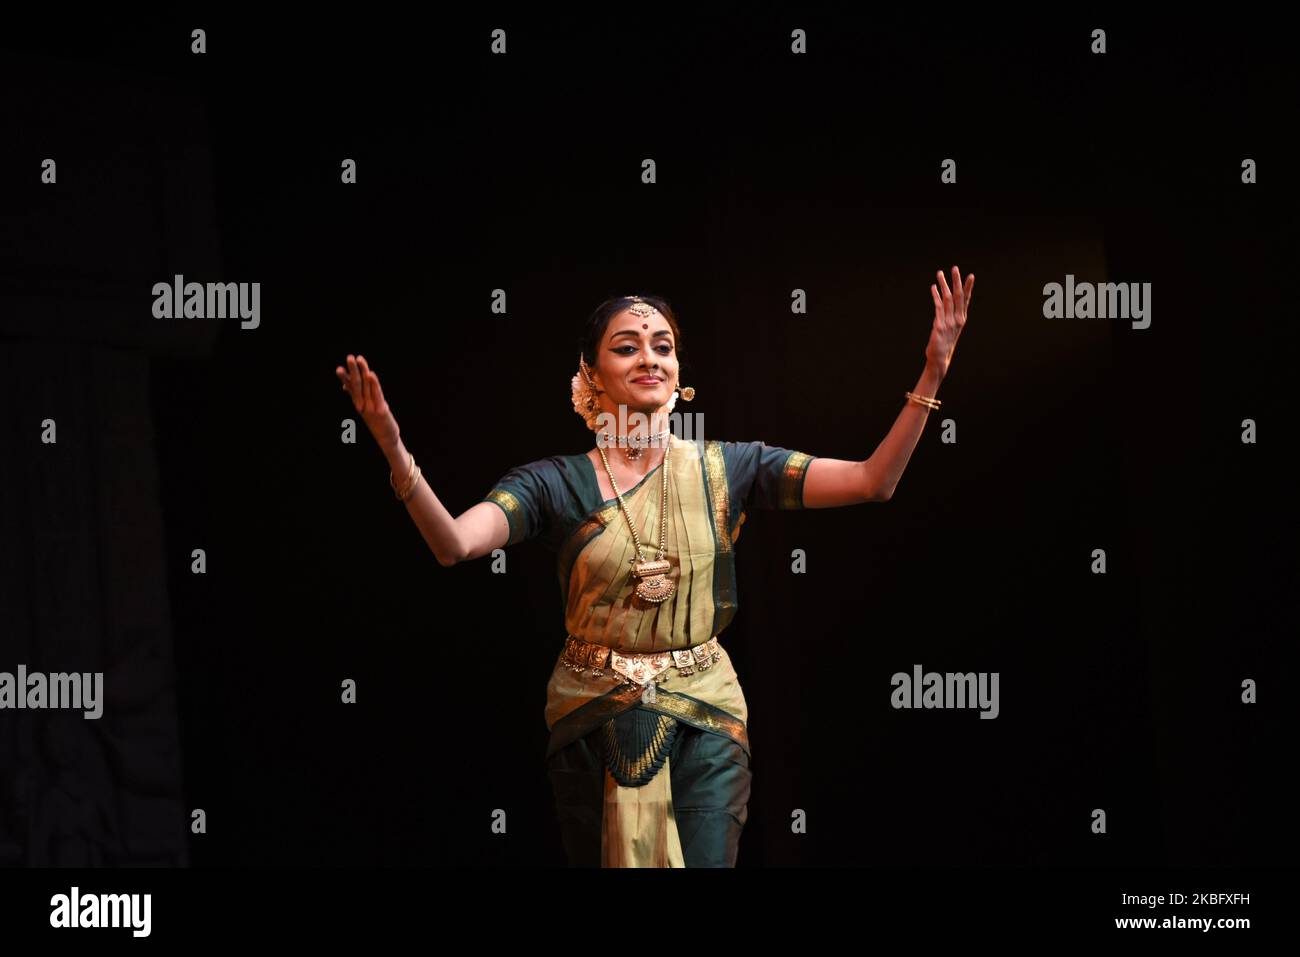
[547,684,750,759]
[643,690,750,757]
[701,440,739,638]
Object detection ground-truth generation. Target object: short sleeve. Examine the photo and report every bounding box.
[724,440,817,511]
[480,459,556,545]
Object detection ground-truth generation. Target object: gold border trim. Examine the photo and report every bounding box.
[780,450,814,509]
[645,691,750,756]
[484,489,525,544]
[547,682,646,757]
[702,440,732,552]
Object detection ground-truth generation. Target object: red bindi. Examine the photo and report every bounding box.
[642,323,648,329]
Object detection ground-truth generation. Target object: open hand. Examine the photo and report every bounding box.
[926,266,973,377]
[336,354,401,452]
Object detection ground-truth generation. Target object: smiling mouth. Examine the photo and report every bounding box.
[632,378,662,384]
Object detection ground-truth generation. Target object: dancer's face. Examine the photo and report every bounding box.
[591,309,680,417]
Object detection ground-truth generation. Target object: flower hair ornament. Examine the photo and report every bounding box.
[571,354,606,432]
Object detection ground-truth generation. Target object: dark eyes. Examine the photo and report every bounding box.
[615,345,673,354]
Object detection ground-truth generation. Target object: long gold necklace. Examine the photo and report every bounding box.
[596,431,676,603]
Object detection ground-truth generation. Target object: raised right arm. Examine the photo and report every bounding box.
[337,353,508,567]
[381,437,509,567]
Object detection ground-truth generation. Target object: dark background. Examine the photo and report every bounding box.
[2,11,1294,867]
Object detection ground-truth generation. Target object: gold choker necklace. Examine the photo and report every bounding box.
[599,428,670,462]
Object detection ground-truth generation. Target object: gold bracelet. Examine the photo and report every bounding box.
[396,462,419,501]
[389,450,413,493]
[904,391,941,410]
[390,450,416,499]
[398,464,422,502]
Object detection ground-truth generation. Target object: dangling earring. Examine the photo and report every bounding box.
[660,378,695,417]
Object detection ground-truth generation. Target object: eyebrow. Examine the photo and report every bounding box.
[610,329,673,340]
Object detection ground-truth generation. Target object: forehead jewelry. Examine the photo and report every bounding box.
[626,298,658,319]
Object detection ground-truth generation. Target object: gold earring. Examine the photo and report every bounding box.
[578,354,595,389]
[573,354,604,431]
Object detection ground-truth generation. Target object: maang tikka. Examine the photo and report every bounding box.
[571,299,695,461]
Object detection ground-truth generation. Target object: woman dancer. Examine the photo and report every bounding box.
[335,268,973,867]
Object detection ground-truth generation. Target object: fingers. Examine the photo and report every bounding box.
[937,266,975,325]
[358,355,372,408]
[936,270,954,329]
[931,283,943,316]
[342,355,366,409]
[346,355,361,404]
[339,355,387,413]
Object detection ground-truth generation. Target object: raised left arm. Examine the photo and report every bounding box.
[802,266,973,508]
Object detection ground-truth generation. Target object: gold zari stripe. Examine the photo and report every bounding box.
[484,489,525,544]
[780,451,814,509]
[702,440,732,552]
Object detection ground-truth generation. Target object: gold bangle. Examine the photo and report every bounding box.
[391,450,416,499]
[396,464,417,500]
[904,391,941,410]
[400,465,422,502]
[394,465,417,501]
[389,451,410,490]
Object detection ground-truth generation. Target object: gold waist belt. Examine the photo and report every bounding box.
[562,635,722,687]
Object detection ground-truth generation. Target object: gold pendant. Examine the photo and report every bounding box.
[632,558,675,603]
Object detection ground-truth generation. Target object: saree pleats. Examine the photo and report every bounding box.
[601,749,686,867]
[481,439,818,865]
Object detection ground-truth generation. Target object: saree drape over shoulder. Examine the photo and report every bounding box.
[481,438,815,866]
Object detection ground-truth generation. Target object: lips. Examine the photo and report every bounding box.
[632,377,662,384]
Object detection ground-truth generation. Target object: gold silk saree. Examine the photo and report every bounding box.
[483,437,814,866]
